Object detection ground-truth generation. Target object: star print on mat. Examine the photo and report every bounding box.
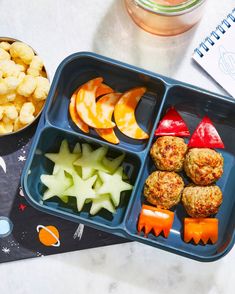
[18,156,26,162]
[18,204,27,212]
[1,247,10,254]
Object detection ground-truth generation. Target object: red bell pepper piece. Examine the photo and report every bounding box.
[188,116,224,149]
[137,204,174,238]
[155,107,190,137]
[184,218,218,245]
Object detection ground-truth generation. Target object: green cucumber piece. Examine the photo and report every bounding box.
[74,144,109,179]
[97,167,133,207]
[60,196,69,203]
[103,154,125,174]
[90,194,116,215]
[45,140,79,174]
[64,173,97,211]
[41,169,72,201]
[122,171,129,180]
[94,176,103,191]
[82,166,95,180]
[73,142,81,154]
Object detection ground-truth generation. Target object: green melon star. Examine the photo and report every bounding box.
[45,140,80,174]
[102,153,125,174]
[41,169,72,201]
[97,167,133,207]
[74,144,109,179]
[90,194,115,215]
[73,142,81,154]
[65,172,97,211]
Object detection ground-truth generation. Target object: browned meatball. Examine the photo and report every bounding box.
[150,136,187,172]
[184,148,223,186]
[144,171,184,209]
[182,184,223,218]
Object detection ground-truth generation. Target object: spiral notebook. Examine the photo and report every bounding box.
[193,8,235,98]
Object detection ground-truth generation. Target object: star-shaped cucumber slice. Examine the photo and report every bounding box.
[97,167,133,207]
[90,194,116,215]
[73,142,81,154]
[45,140,80,174]
[74,144,109,179]
[102,154,125,174]
[64,172,97,211]
[41,169,72,201]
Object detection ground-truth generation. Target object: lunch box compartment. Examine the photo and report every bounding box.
[46,53,166,152]
[22,126,142,230]
[123,85,235,260]
[124,150,234,260]
[161,85,235,151]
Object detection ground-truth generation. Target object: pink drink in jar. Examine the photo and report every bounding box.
[125,0,207,36]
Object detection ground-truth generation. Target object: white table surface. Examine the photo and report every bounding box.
[0,0,234,293]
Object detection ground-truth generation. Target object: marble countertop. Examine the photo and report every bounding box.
[0,0,234,293]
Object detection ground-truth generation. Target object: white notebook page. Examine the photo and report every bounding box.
[193,10,235,97]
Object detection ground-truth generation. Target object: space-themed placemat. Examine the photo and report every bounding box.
[0,123,128,263]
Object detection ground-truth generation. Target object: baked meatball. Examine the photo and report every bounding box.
[184,148,223,185]
[150,136,187,172]
[144,171,184,209]
[182,184,223,218]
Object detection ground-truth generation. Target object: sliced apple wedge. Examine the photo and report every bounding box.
[114,87,149,140]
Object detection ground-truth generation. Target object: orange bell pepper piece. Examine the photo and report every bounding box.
[137,204,174,238]
[184,218,218,245]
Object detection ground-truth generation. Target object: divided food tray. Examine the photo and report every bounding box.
[21,52,235,262]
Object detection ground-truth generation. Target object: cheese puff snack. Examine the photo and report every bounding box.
[0,40,49,135]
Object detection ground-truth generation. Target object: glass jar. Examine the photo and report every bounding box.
[125,0,207,36]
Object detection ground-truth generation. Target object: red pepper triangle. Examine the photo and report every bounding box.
[155,107,190,137]
[188,116,225,149]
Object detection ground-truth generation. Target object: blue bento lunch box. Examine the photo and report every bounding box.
[21,52,235,262]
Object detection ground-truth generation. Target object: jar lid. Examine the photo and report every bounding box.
[135,0,204,14]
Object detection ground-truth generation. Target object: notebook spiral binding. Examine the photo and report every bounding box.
[194,8,235,58]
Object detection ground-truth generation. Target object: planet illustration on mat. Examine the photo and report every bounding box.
[36,225,60,247]
[0,217,13,238]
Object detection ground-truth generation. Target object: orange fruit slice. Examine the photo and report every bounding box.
[69,93,89,133]
[114,87,149,140]
[95,128,119,144]
[94,92,121,144]
[76,78,115,129]
[96,83,113,97]
[69,81,113,133]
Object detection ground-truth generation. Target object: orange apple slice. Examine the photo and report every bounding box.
[95,92,121,144]
[69,82,113,133]
[114,87,149,140]
[76,78,115,129]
